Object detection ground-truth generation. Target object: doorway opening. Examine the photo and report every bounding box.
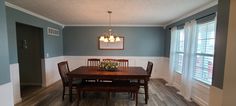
[16,22,44,100]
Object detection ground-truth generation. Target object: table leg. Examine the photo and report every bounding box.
[144,80,148,104]
[77,89,80,106]
[135,91,138,106]
[69,78,73,102]
[106,92,110,106]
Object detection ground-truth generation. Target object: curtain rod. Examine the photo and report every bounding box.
[168,12,216,30]
[196,13,216,21]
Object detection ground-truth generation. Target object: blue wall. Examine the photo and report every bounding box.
[63,26,165,56]
[6,7,64,64]
[0,0,10,85]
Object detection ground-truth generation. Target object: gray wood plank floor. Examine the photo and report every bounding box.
[16,79,199,106]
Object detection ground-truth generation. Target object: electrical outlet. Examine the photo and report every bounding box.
[46,53,49,58]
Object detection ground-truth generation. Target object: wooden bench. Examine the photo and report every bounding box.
[77,82,139,106]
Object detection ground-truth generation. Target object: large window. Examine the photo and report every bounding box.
[194,20,216,84]
[175,29,185,74]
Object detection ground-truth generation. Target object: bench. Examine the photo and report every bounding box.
[77,82,140,106]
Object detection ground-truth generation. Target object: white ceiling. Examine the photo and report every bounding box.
[6,0,217,26]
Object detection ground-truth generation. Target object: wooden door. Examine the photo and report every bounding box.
[16,23,44,88]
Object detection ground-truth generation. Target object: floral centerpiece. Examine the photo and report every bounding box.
[99,61,118,71]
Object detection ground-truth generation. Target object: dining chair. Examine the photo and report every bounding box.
[113,59,130,83]
[87,59,100,82]
[146,61,153,80]
[116,59,129,67]
[139,61,153,103]
[58,61,81,100]
[87,58,100,66]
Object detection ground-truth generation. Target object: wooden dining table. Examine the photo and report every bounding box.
[67,66,149,104]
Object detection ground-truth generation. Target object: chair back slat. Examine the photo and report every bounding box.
[87,58,100,66]
[146,61,153,79]
[58,61,70,85]
[116,59,129,67]
[103,59,116,62]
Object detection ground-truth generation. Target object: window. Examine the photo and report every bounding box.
[194,20,216,84]
[175,29,185,74]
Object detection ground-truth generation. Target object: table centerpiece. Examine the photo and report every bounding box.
[99,61,118,71]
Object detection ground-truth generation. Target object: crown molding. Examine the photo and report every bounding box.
[65,24,164,27]
[164,0,218,28]
[5,2,65,27]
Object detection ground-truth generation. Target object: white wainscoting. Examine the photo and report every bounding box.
[64,56,169,79]
[43,56,65,87]
[10,63,22,104]
[172,71,210,106]
[0,82,14,106]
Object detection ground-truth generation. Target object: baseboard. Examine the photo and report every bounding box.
[192,95,208,106]
[173,82,181,90]
[15,97,22,104]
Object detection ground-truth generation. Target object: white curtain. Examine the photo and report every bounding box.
[179,20,197,101]
[167,27,178,86]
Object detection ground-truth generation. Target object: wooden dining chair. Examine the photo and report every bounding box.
[116,59,129,67]
[87,58,100,66]
[146,61,153,80]
[86,59,100,82]
[113,59,130,83]
[139,61,153,104]
[58,61,81,100]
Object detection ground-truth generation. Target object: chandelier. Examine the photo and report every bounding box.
[99,11,120,43]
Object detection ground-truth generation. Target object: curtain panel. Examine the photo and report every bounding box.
[169,20,197,101]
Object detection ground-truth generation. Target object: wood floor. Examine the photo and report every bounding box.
[16,79,199,106]
[20,85,42,99]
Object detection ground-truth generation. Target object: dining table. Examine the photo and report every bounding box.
[67,66,149,104]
